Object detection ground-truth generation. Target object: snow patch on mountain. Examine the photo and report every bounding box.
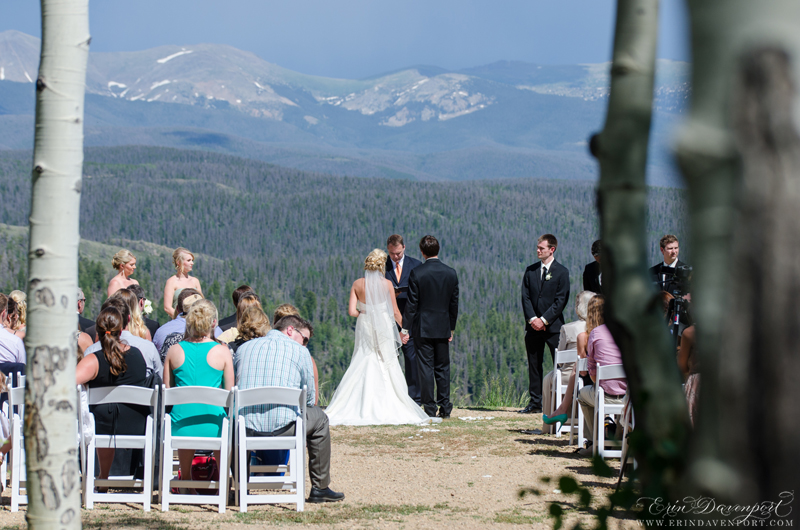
[150,79,171,90]
[157,50,193,64]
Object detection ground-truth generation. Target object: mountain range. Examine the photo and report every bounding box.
[0,30,689,186]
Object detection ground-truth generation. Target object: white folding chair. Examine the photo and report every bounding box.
[8,385,26,511]
[550,348,578,437]
[160,385,233,513]
[593,363,626,459]
[234,386,306,512]
[569,357,588,446]
[81,385,158,510]
[619,397,636,478]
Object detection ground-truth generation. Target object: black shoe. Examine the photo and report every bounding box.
[307,486,345,503]
[437,410,451,419]
[518,405,542,414]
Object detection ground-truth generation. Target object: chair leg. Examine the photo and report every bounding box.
[161,441,171,511]
[239,441,248,512]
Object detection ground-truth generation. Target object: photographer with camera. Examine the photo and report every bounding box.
[650,234,694,344]
[649,235,689,294]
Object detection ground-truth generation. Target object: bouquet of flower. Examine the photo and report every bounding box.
[143,299,153,316]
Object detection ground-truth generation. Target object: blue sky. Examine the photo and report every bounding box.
[2,1,689,79]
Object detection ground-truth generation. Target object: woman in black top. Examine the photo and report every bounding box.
[76,307,149,481]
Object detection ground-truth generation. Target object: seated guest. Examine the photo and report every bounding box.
[108,249,140,297]
[84,297,163,378]
[157,292,205,362]
[576,296,627,456]
[273,303,300,325]
[219,285,253,332]
[218,291,260,344]
[76,307,150,482]
[114,288,151,341]
[126,284,160,339]
[78,288,94,332]
[542,291,595,431]
[8,291,26,340]
[237,315,343,503]
[77,326,94,359]
[677,324,699,426]
[164,299,233,489]
[231,305,271,375]
[0,294,26,366]
[0,372,10,464]
[269,303,319,405]
[153,289,222,351]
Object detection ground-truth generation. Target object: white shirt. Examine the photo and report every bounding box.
[84,330,163,378]
[392,255,405,274]
[0,325,25,364]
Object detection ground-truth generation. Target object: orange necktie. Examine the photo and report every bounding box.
[396,261,402,280]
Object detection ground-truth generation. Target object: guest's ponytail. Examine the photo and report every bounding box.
[96,307,127,376]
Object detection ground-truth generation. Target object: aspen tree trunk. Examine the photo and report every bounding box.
[24,0,90,527]
[592,0,691,499]
[675,0,800,506]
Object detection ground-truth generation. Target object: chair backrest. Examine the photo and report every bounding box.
[235,386,305,415]
[596,363,626,381]
[162,385,233,408]
[87,385,158,408]
[576,357,588,371]
[7,386,24,408]
[553,348,578,365]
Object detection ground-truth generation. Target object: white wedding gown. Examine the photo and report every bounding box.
[325,270,435,426]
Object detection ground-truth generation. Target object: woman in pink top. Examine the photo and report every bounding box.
[576,297,627,454]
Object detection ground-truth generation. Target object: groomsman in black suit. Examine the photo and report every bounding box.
[385,235,423,404]
[649,234,687,294]
[583,240,603,294]
[401,235,459,419]
[520,234,570,414]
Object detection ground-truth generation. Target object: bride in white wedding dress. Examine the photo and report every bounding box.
[325,249,438,426]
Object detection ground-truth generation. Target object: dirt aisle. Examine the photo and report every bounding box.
[1,408,639,529]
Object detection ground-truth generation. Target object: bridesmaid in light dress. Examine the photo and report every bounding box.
[163,247,203,319]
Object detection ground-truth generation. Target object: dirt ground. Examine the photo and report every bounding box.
[1,408,640,529]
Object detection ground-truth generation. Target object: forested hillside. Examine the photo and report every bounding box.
[0,146,688,403]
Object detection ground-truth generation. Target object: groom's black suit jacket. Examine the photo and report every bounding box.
[402,258,459,339]
[385,255,422,315]
[521,260,570,334]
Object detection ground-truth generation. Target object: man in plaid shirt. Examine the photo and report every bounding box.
[237,314,344,503]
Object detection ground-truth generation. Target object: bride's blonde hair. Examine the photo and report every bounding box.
[364,249,387,271]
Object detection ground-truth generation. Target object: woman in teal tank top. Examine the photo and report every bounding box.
[164,299,234,484]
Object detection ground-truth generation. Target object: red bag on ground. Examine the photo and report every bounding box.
[171,455,219,495]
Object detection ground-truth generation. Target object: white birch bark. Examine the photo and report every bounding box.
[593,0,691,499]
[676,0,800,505]
[24,0,90,527]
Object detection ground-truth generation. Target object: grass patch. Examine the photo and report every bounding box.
[232,503,443,525]
[83,514,189,530]
[493,507,547,524]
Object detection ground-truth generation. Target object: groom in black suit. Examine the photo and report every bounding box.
[385,234,423,404]
[402,235,459,419]
[520,234,570,414]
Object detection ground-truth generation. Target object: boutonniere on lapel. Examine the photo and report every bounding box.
[545,272,552,281]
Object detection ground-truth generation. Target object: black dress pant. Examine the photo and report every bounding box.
[524,330,559,409]
[402,337,422,405]
[416,337,451,417]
